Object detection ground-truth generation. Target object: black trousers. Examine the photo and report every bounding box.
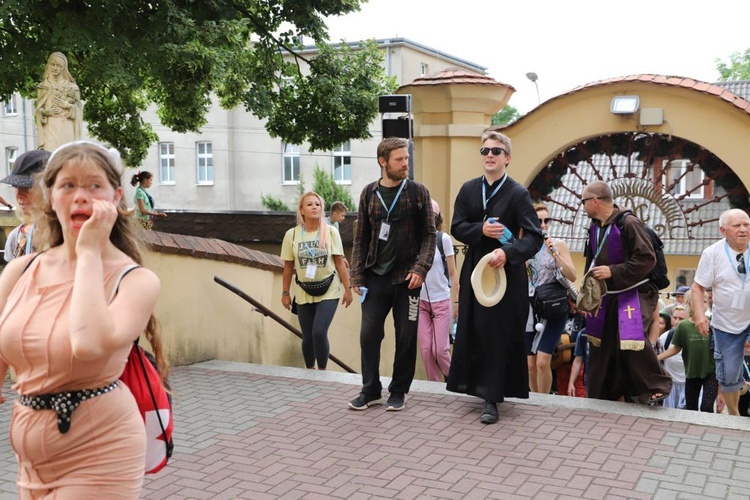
[360,270,420,397]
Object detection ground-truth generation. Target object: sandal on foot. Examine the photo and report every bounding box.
[649,392,667,405]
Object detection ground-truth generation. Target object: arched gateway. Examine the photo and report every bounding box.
[403,73,750,286]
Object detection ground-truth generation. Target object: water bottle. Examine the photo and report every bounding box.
[451,318,458,344]
[488,217,514,245]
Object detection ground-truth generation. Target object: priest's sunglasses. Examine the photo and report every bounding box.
[480,147,507,156]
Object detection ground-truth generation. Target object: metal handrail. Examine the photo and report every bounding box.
[213,276,356,373]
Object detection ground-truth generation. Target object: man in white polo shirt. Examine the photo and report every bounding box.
[692,208,750,415]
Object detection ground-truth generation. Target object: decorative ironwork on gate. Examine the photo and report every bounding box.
[527,132,748,255]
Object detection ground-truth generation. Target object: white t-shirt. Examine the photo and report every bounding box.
[694,239,750,334]
[420,232,454,303]
[659,330,686,384]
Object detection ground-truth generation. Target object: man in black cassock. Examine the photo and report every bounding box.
[447,129,543,424]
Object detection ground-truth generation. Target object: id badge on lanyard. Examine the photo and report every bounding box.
[376,180,406,242]
[379,222,391,241]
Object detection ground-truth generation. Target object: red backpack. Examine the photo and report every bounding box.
[112,266,174,474]
[120,341,174,474]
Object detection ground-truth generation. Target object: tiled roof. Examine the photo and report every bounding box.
[407,68,515,89]
[152,211,353,245]
[514,75,750,124]
[713,80,750,100]
[142,231,284,271]
[544,155,728,256]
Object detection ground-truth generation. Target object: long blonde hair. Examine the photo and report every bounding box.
[35,141,169,379]
[296,191,329,250]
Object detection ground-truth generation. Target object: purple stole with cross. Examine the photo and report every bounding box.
[586,220,645,351]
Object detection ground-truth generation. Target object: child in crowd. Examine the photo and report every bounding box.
[567,328,588,398]
[326,201,348,231]
[658,291,719,412]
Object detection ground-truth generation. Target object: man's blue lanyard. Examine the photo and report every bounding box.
[724,240,748,288]
[376,179,407,222]
[482,174,507,211]
[301,226,320,258]
[25,225,34,254]
[589,224,612,269]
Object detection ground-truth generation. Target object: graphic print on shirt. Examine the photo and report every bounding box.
[296,240,328,269]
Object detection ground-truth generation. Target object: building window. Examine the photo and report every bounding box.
[332,142,352,184]
[196,141,213,184]
[283,143,300,184]
[2,95,18,116]
[5,147,17,175]
[664,159,704,199]
[159,142,175,184]
[420,63,429,76]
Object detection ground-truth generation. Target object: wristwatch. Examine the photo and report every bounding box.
[281,291,290,296]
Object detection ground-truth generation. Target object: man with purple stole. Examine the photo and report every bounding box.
[581,181,672,404]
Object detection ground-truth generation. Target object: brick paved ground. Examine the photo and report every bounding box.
[3,361,750,499]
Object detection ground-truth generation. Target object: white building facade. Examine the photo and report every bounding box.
[0,39,486,211]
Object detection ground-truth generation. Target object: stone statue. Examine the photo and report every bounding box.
[36,52,83,151]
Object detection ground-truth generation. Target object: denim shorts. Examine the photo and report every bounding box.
[525,316,566,355]
[712,325,750,393]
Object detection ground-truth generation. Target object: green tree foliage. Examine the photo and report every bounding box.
[491,105,521,126]
[260,193,289,212]
[311,165,355,211]
[0,1,396,166]
[716,49,750,81]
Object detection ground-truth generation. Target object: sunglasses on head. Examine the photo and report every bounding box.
[738,253,746,275]
[480,147,507,156]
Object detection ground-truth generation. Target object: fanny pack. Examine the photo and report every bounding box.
[295,273,336,296]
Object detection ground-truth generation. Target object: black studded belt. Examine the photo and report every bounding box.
[18,380,120,434]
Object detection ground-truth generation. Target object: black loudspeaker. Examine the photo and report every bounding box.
[379,94,411,113]
[382,118,412,139]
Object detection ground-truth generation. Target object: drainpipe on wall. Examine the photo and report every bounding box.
[21,96,28,151]
[384,39,392,77]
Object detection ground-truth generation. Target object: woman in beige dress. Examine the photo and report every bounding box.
[0,141,166,498]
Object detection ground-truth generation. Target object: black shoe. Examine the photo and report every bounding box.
[480,401,498,424]
[348,393,383,410]
[386,392,406,411]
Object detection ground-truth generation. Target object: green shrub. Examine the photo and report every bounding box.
[312,165,355,211]
[260,193,289,211]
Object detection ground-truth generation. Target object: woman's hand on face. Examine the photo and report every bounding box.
[76,199,118,254]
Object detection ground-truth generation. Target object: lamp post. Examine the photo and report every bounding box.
[525,72,540,106]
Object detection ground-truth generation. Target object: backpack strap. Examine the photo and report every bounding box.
[108,264,141,303]
[436,230,446,261]
[615,209,634,230]
[21,250,45,274]
[436,230,450,283]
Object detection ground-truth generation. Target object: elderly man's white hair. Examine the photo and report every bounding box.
[719,208,750,228]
